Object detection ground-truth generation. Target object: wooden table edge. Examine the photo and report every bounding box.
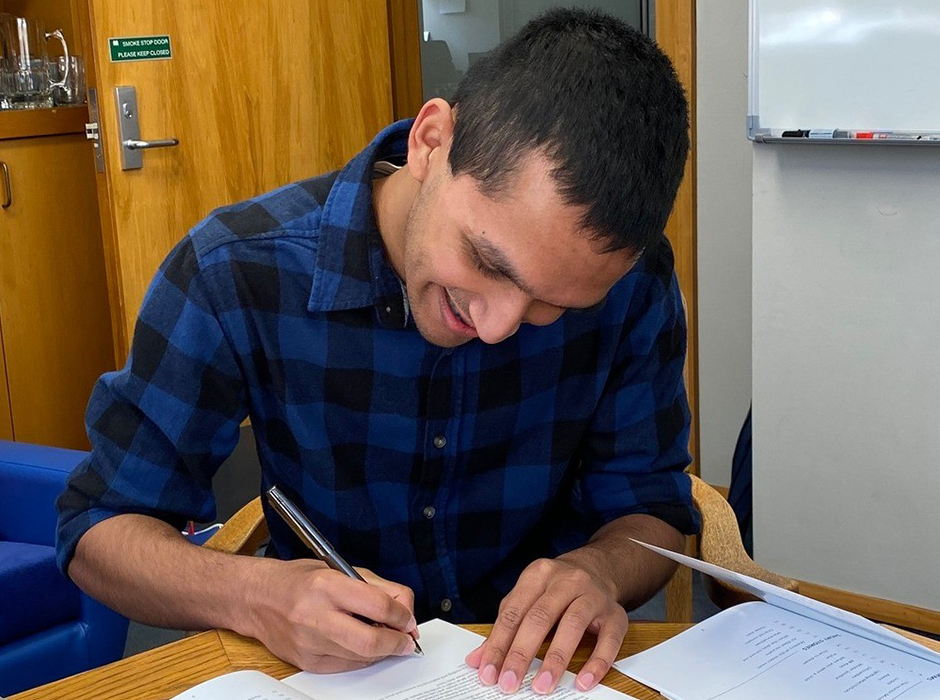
[10,622,694,700]
[12,621,940,700]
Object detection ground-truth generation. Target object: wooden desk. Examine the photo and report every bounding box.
[11,623,694,700]
[13,622,940,700]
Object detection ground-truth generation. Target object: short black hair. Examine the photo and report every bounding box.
[448,7,689,254]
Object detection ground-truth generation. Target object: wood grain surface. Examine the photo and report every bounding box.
[85,0,395,360]
[656,0,698,479]
[0,134,114,449]
[12,623,694,700]
[0,106,88,141]
[0,316,12,440]
[13,620,940,700]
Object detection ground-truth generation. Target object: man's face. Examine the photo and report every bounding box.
[399,145,636,348]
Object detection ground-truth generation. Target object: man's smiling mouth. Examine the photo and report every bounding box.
[445,289,474,328]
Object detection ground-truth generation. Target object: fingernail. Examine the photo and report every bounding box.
[577,672,595,690]
[498,670,518,694]
[406,616,417,633]
[480,664,498,685]
[400,639,416,656]
[533,670,553,694]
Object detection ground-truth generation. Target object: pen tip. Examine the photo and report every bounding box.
[414,642,425,656]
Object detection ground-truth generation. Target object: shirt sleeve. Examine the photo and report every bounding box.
[55,235,247,575]
[578,237,701,536]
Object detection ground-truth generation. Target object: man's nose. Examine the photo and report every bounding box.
[468,290,529,344]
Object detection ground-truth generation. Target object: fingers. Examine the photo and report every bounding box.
[290,611,412,672]
[256,561,419,676]
[575,611,629,691]
[328,609,417,660]
[465,643,484,669]
[329,572,416,635]
[476,560,554,693]
[530,599,598,695]
[472,558,629,695]
[358,567,417,624]
[495,594,577,693]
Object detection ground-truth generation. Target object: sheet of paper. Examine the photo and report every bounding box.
[614,602,940,700]
[170,669,314,700]
[631,539,940,667]
[283,619,637,700]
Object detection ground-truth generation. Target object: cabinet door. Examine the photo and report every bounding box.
[0,135,114,449]
[83,0,394,359]
[0,323,11,440]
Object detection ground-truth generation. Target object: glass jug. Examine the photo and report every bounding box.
[0,13,70,109]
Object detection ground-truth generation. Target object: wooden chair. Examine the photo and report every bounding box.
[203,475,798,613]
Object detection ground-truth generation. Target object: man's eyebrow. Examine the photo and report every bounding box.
[471,235,537,297]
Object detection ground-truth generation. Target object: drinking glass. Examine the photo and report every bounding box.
[0,13,70,109]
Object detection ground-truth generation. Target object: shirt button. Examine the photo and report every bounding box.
[433,435,447,449]
[440,598,452,613]
[423,506,436,519]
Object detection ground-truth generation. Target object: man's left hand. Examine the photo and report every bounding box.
[464,555,628,695]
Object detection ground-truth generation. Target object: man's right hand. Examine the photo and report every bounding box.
[247,558,419,673]
[67,515,417,675]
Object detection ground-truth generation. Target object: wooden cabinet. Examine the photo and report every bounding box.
[0,0,400,449]
[0,121,114,449]
[0,321,12,440]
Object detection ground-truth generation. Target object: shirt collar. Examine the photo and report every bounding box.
[307,119,413,327]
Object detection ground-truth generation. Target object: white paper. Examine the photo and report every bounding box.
[284,619,637,700]
[170,669,314,700]
[614,602,940,700]
[630,539,940,666]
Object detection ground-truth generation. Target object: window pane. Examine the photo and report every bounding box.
[418,0,652,101]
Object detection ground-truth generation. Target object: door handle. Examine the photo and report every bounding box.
[124,138,180,150]
[115,86,179,170]
[0,161,11,209]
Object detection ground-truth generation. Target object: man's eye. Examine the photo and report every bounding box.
[471,252,504,281]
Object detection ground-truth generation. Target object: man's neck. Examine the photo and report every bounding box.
[372,166,417,282]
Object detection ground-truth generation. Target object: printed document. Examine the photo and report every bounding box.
[612,541,940,700]
[171,619,639,699]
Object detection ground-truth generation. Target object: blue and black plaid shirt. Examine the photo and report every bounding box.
[56,119,699,622]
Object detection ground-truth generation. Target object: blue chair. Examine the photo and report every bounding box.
[0,440,128,696]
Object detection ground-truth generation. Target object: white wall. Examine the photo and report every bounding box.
[696,0,753,487]
[752,144,940,610]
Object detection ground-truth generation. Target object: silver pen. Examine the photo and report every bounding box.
[265,485,423,656]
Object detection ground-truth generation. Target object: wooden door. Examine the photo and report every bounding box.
[656,0,697,472]
[656,0,698,625]
[0,135,114,449]
[79,1,395,359]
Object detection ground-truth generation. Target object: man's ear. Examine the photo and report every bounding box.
[407,98,454,184]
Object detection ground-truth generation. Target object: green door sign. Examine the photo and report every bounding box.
[109,35,172,62]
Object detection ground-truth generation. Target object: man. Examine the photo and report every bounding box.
[57,8,698,696]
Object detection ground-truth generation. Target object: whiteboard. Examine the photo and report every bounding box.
[748,0,940,138]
